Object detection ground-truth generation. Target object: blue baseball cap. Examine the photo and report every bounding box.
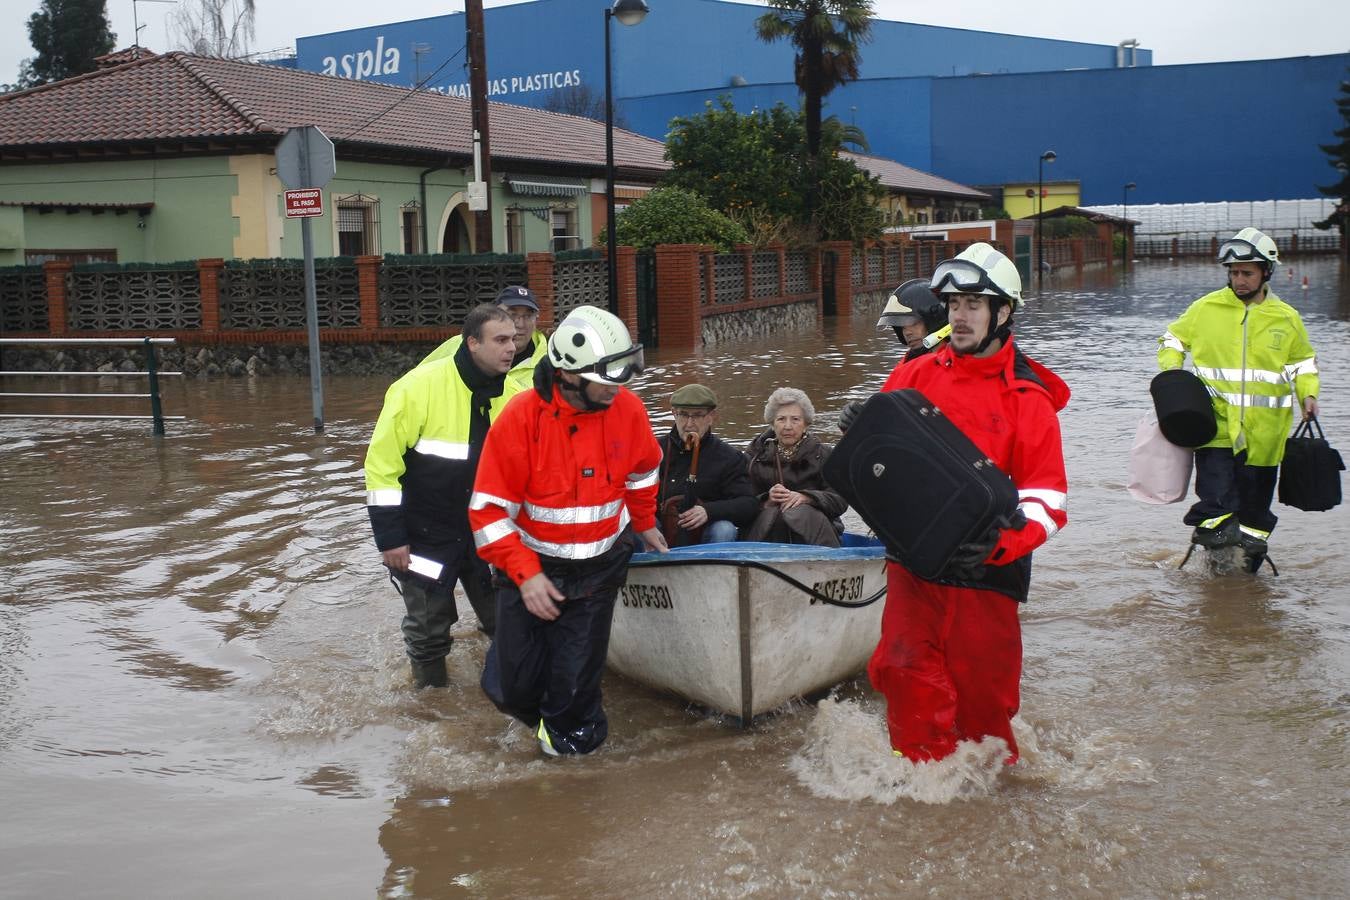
[495,285,539,311]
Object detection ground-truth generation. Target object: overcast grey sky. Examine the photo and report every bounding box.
[3,0,1347,88]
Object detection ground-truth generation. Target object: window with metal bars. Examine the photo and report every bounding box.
[336,194,380,256]
[400,202,423,254]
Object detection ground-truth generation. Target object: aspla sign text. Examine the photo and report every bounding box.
[320,35,585,98]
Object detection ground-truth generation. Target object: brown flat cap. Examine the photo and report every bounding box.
[671,383,718,409]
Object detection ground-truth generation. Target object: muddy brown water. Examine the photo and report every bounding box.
[2,258,1348,898]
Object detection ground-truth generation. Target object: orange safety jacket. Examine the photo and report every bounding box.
[469,383,662,586]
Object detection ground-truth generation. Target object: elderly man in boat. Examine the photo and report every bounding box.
[744,387,849,546]
[656,383,758,547]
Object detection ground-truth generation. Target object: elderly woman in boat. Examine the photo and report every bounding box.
[744,387,849,546]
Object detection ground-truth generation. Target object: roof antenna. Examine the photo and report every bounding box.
[131,0,177,59]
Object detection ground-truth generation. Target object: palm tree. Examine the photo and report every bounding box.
[755,0,873,217]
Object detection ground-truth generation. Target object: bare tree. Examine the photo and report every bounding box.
[541,84,627,129]
[170,0,256,58]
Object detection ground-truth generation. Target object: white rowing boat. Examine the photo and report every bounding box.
[608,536,887,722]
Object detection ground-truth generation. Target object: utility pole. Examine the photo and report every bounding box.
[465,0,494,252]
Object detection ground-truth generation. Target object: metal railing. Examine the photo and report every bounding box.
[0,337,184,435]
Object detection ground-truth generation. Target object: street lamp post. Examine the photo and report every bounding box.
[604,0,650,314]
[1037,149,1056,287]
[1122,181,1137,270]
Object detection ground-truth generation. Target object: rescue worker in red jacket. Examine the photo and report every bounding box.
[878,277,950,362]
[868,242,1070,765]
[838,279,950,435]
[469,305,667,756]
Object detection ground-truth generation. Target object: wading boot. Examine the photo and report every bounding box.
[536,720,560,758]
[410,657,448,689]
[1238,530,1270,575]
[1190,516,1239,549]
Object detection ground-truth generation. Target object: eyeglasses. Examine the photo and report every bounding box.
[673,409,712,421]
[506,310,538,323]
[1217,239,1264,264]
[576,344,646,384]
[930,259,1012,300]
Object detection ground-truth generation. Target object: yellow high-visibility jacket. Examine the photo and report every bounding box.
[1158,286,1319,466]
[421,329,547,385]
[364,355,521,562]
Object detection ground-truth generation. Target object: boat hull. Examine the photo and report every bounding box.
[608,540,887,721]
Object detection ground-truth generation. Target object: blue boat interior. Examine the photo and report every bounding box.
[632,532,885,565]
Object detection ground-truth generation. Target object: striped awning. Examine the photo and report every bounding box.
[505,176,589,198]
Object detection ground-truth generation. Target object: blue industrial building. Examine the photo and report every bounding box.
[295,0,1347,205]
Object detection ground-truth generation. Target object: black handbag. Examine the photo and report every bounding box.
[1278,416,1345,512]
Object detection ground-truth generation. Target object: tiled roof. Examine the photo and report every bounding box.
[842,151,988,201]
[0,52,670,176]
[1028,205,1137,225]
[94,47,159,68]
[0,200,154,210]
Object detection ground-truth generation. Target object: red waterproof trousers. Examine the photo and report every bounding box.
[868,562,1023,764]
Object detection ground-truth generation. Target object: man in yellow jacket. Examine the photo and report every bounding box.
[420,285,548,383]
[1158,227,1321,572]
[365,304,521,687]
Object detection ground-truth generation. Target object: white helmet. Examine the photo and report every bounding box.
[547,305,645,385]
[929,242,1023,308]
[1217,227,1280,268]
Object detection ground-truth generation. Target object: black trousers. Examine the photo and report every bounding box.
[480,538,633,755]
[1184,447,1279,535]
[395,554,495,664]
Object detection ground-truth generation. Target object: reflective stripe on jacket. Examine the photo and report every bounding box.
[469,384,662,585]
[363,356,519,559]
[1158,286,1319,466]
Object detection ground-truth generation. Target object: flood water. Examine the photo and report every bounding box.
[2,258,1349,898]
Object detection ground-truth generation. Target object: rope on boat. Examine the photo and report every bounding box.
[628,556,886,609]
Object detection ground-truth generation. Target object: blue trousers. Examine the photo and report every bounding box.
[480,539,633,755]
[1184,447,1278,535]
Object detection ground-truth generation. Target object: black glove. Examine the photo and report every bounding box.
[838,399,866,434]
[942,528,1001,581]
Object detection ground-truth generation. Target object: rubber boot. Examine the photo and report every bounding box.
[410,657,448,689]
[1191,516,1239,549]
[1238,533,1269,575]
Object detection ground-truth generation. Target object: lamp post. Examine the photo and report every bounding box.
[604,0,649,314]
[1037,149,1056,287]
[1121,181,1137,270]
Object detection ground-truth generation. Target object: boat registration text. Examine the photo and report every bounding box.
[810,574,865,603]
[620,583,674,610]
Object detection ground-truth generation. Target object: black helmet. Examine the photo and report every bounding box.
[878,278,947,334]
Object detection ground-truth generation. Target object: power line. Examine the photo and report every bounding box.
[338,44,468,144]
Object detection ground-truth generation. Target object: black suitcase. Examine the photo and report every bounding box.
[824,389,1018,580]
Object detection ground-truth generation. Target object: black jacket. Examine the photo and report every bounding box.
[657,429,758,531]
[745,429,849,525]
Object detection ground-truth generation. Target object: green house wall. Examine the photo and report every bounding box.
[0,154,592,265]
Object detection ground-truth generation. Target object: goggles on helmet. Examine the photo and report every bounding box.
[877,309,922,328]
[1216,238,1269,265]
[577,344,646,384]
[930,259,1014,301]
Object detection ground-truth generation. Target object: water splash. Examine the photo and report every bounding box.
[789,696,1156,804]
[787,697,1007,805]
